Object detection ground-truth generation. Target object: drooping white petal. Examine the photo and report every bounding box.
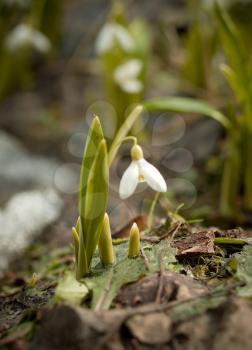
[114,59,143,93]
[114,25,135,52]
[5,24,32,50]
[5,24,50,53]
[138,159,167,193]
[125,59,142,77]
[119,161,139,199]
[95,23,115,54]
[114,59,142,81]
[95,23,134,54]
[119,79,143,93]
[32,31,51,52]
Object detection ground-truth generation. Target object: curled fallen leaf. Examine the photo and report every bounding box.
[172,230,215,256]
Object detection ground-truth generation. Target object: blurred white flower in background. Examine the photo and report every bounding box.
[119,145,167,199]
[95,22,135,54]
[5,24,51,53]
[202,0,250,8]
[114,59,143,93]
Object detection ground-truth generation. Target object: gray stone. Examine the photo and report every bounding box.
[0,131,59,189]
[0,131,79,202]
[0,189,63,271]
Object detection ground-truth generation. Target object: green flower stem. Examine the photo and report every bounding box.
[147,192,160,229]
[108,105,143,166]
[122,136,138,145]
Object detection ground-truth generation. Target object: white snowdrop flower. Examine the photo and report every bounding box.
[119,144,167,199]
[114,59,143,93]
[95,23,135,54]
[5,24,51,53]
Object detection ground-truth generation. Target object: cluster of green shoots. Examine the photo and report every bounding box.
[71,94,232,279]
[72,106,145,279]
[73,212,140,280]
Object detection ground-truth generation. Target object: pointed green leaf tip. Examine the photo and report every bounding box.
[128,222,140,258]
[79,115,103,221]
[98,213,115,265]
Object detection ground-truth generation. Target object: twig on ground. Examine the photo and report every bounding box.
[94,273,113,312]
[140,247,150,271]
[96,281,242,349]
[141,221,183,244]
[141,236,160,243]
[159,222,183,241]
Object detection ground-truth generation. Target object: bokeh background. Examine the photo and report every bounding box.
[1,0,252,272]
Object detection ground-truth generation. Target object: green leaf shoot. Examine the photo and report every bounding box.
[128,223,140,258]
[83,139,109,269]
[79,116,104,225]
[98,213,115,265]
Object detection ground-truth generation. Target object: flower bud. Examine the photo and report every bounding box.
[131,144,143,161]
[98,213,115,265]
[128,223,140,258]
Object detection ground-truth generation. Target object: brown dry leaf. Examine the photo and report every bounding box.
[115,271,207,307]
[212,227,246,238]
[112,216,146,239]
[172,230,215,256]
[126,312,172,345]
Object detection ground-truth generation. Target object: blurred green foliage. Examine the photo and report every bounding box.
[213,2,252,215]
[182,0,252,94]
[0,0,62,100]
[180,1,252,217]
